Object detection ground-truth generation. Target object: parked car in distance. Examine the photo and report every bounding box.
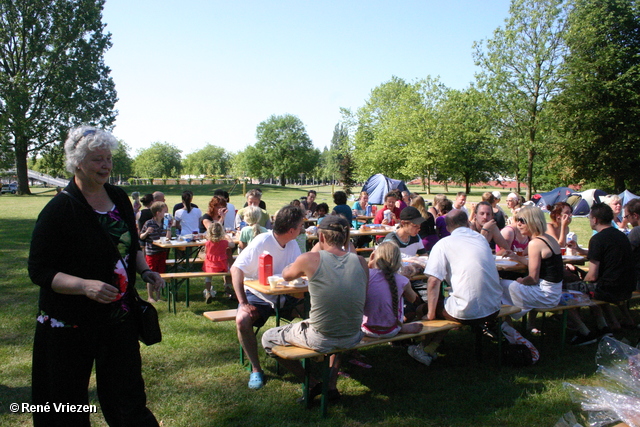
[1,182,18,194]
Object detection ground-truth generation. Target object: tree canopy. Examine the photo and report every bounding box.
[474,0,568,198]
[254,114,319,186]
[132,142,182,178]
[553,0,640,192]
[182,144,232,177]
[0,0,117,194]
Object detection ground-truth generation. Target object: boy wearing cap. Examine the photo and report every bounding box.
[383,206,428,258]
[262,215,369,403]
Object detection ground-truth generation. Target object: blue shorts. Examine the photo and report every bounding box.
[242,290,302,328]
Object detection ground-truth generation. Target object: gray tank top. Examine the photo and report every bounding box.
[308,251,367,338]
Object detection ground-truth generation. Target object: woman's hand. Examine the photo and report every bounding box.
[82,280,119,304]
[141,270,165,292]
[560,213,571,226]
[218,207,228,218]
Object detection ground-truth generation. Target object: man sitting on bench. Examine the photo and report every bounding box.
[566,202,636,344]
[409,209,503,366]
[232,205,304,390]
[262,215,369,403]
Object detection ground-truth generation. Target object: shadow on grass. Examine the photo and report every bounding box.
[0,384,31,414]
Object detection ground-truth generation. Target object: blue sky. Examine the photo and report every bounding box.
[102,0,512,157]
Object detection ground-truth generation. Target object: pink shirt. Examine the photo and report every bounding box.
[362,269,409,334]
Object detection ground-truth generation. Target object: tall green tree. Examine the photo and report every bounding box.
[435,87,499,194]
[330,123,355,194]
[0,0,117,194]
[231,145,264,181]
[553,0,640,192]
[353,76,420,181]
[132,142,182,178]
[111,140,133,181]
[474,0,568,198]
[254,114,318,186]
[183,144,231,177]
[401,77,447,194]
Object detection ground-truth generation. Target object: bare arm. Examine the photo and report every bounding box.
[518,239,542,285]
[402,280,420,304]
[282,252,319,281]
[424,275,442,321]
[584,260,599,282]
[51,272,119,304]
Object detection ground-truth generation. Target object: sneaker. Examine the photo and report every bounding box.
[297,382,323,404]
[407,345,436,366]
[569,331,600,346]
[203,289,213,304]
[248,371,264,390]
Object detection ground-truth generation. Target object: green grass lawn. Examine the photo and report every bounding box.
[0,184,637,426]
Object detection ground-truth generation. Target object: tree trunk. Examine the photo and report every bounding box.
[614,175,625,193]
[443,180,448,192]
[427,170,432,195]
[526,148,535,200]
[422,175,426,191]
[280,174,286,187]
[14,136,32,195]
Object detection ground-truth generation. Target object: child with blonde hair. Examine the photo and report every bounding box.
[202,221,235,303]
[239,205,268,250]
[362,241,423,338]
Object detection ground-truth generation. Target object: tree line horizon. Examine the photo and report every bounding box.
[1,0,639,196]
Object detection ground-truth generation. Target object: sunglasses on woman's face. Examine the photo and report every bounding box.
[516,217,527,225]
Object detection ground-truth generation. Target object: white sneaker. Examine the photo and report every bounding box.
[203,289,214,304]
[407,345,436,366]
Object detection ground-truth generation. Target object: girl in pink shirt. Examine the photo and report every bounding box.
[362,242,423,338]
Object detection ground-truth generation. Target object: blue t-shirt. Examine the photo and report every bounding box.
[332,204,353,224]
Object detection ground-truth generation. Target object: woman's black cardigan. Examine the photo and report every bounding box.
[28,178,140,327]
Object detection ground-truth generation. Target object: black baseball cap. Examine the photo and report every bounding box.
[399,207,426,225]
[318,214,350,230]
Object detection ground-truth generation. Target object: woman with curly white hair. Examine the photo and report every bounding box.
[29,125,161,426]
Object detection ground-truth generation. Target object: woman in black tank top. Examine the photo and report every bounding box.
[500,206,564,327]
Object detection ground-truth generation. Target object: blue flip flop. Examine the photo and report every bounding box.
[248,372,264,390]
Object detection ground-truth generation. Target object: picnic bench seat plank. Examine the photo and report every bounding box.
[203,309,238,322]
[271,304,520,417]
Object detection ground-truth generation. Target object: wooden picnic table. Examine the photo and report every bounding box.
[305,226,394,242]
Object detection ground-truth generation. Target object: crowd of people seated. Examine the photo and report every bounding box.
[132,186,640,396]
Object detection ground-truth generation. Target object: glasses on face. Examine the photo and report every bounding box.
[516,217,527,225]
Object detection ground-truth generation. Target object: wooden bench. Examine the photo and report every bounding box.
[160,271,231,313]
[203,309,238,322]
[271,305,521,417]
[533,291,640,352]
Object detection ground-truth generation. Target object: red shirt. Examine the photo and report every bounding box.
[374,206,402,226]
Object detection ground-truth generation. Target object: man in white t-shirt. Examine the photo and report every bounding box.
[231,205,304,390]
[407,209,502,366]
[453,192,468,216]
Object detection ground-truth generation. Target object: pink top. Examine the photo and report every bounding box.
[362,269,409,334]
[497,225,529,252]
[203,240,229,273]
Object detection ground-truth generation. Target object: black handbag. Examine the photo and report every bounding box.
[132,288,162,346]
[62,190,162,345]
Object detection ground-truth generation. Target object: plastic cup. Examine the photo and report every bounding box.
[268,276,280,290]
[561,247,566,255]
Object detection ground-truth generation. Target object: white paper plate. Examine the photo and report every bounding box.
[495,259,518,267]
[562,255,584,261]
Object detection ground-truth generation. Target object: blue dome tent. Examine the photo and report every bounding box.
[361,174,409,205]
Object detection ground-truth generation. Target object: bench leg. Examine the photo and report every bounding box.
[560,309,568,353]
[302,358,312,409]
[320,356,330,417]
